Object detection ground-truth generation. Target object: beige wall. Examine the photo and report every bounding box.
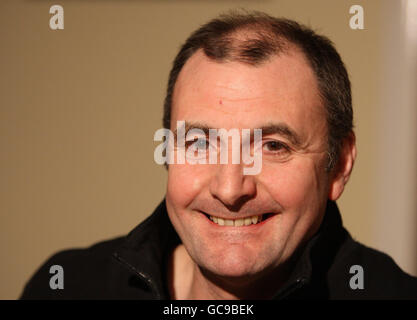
[1,0,415,299]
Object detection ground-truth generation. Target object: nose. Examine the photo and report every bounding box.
[209,163,256,211]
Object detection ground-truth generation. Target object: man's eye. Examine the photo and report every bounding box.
[185,138,209,150]
[263,141,289,153]
[195,138,209,150]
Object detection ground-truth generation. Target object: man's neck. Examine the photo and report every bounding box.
[167,244,291,300]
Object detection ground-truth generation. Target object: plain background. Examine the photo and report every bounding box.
[1,0,416,299]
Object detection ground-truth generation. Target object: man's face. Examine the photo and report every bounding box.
[166,49,332,280]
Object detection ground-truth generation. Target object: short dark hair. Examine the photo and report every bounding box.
[163,11,353,170]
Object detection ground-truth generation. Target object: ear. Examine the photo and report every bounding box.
[328,131,357,201]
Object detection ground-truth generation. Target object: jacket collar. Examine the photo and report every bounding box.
[272,200,348,299]
[113,201,180,299]
[113,199,348,299]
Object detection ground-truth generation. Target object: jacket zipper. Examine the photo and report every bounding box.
[113,252,162,299]
[274,277,308,300]
[135,270,161,300]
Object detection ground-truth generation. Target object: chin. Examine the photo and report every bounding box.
[197,246,268,280]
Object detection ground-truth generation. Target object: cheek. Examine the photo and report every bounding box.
[166,164,210,209]
[259,159,328,257]
[260,160,324,208]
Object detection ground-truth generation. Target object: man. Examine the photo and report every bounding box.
[21,11,417,300]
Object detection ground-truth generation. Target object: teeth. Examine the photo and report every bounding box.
[209,214,264,226]
[234,219,244,227]
[224,219,234,226]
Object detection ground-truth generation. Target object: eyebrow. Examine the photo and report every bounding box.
[173,121,303,147]
[173,122,211,138]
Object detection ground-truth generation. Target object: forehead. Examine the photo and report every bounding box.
[171,49,325,131]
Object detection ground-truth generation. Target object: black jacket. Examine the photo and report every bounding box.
[20,200,417,299]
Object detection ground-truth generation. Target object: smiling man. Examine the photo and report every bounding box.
[165,47,339,299]
[21,12,417,300]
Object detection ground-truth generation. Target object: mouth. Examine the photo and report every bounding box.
[201,212,277,227]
